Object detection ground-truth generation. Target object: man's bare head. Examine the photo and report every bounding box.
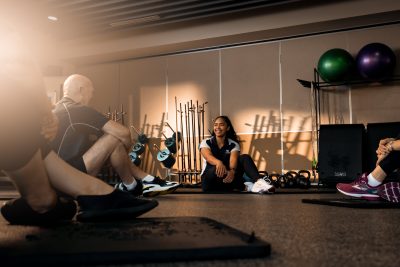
[63,74,94,105]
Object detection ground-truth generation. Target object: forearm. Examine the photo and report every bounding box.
[229,151,239,170]
[201,149,222,166]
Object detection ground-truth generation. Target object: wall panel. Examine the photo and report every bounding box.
[347,24,400,124]
[221,43,281,172]
[77,63,120,115]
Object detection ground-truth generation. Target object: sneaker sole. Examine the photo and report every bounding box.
[142,184,180,197]
[337,187,380,201]
[76,200,158,222]
[377,182,400,203]
[143,190,161,197]
[1,198,77,225]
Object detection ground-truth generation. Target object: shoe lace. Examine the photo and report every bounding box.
[262,176,273,185]
[353,173,368,186]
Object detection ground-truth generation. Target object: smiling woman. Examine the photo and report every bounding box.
[199,115,275,194]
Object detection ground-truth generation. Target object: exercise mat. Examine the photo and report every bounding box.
[302,198,400,208]
[0,216,270,266]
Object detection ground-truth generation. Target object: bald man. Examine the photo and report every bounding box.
[0,28,157,225]
[50,74,179,197]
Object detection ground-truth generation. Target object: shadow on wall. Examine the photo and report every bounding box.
[131,111,314,178]
[244,112,313,174]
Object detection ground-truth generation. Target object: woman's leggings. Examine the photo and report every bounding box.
[201,154,261,192]
[378,151,400,176]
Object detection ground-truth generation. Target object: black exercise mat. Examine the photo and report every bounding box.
[0,216,270,266]
[302,198,400,208]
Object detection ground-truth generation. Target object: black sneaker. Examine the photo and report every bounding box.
[1,197,77,225]
[114,179,143,196]
[76,190,158,222]
[142,176,180,197]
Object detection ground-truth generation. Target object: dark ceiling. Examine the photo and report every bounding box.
[34,0,306,40]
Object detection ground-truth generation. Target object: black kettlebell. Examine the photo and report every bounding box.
[269,173,280,188]
[285,171,298,188]
[278,174,288,188]
[297,170,311,189]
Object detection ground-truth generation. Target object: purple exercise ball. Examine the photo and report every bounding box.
[356,42,396,80]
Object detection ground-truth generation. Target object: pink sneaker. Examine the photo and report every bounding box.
[377,182,400,203]
[336,173,380,200]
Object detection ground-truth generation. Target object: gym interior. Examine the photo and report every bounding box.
[1,0,400,266]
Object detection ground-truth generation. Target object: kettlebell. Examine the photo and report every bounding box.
[285,171,298,188]
[269,173,280,188]
[297,170,311,189]
[278,174,287,188]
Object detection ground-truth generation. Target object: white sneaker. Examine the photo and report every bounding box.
[244,182,254,192]
[251,178,275,194]
[142,176,180,197]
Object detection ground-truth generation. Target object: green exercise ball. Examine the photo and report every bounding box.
[317,48,355,83]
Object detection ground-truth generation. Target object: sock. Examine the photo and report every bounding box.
[367,173,382,187]
[244,182,254,192]
[123,178,137,190]
[142,175,155,182]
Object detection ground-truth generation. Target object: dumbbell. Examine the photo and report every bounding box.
[128,151,141,166]
[154,144,176,169]
[131,142,145,155]
[162,133,177,154]
[130,125,149,144]
[165,122,182,142]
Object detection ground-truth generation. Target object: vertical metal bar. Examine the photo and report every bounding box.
[180,103,186,182]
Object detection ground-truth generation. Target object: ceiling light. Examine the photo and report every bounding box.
[110,15,160,27]
[48,16,58,21]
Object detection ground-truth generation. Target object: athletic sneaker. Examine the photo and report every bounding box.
[1,197,77,225]
[76,189,158,222]
[377,182,400,203]
[114,179,143,197]
[336,173,380,200]
[142,176,180,197]
[251,178,275,194]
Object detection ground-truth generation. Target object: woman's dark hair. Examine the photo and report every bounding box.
[212,115,239,143]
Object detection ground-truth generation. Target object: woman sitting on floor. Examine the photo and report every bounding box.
[199,115,274,194]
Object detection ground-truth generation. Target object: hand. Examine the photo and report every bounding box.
[223,169,235,183]
[41,112,59,142]
[215,161,227,178]
[376,138,395,156]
